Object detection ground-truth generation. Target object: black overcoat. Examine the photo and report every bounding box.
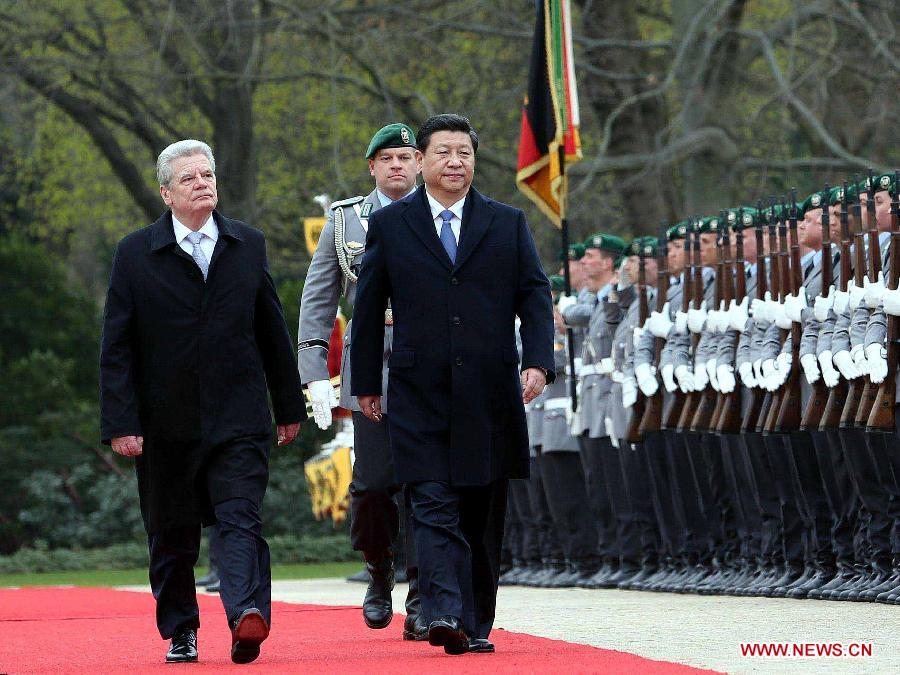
[100,211,305,533]
[350,186,554,486]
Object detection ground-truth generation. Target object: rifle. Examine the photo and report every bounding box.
[639,223,671,436]
[677,219,705,431]
[855,169,885,426]
[690,216,722,431]
[774,189,803,432]
[839,184,868,427]
[741,204,768,433]
[762,199,791,433]
[718,210,746,434]
[709,213,733,432]
[625,244,651,443]
[820,183,853,430]
[664,223,692,429]
[801,184,832,430]
[756,200,782,432]
[868,171,900,432]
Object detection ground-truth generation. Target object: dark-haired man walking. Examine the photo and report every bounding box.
[351,114,555,655]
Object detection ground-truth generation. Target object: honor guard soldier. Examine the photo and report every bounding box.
[297,123,426,638]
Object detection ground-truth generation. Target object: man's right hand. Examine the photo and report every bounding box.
[112,435,143,457]
[357,395,383,423]
[308,380,338,430]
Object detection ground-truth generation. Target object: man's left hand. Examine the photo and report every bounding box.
[277,422,300,446]
[521,367,547,404]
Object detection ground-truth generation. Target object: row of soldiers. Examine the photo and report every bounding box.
[501,170,900,602]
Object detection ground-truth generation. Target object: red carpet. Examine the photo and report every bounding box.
[0,587,715,673]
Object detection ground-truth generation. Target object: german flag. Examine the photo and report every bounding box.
[516,0,582,227]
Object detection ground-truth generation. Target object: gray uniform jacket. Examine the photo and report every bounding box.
[864,242,900,402]
[298,189,392,412]
[635,277,682,371]
[668,267,716,370]
[608,286,650,442]
[541,329,579,452]
[582,287,630,439]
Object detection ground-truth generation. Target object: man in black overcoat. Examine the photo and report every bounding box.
[351,114,555,655]
[100,139,305,665]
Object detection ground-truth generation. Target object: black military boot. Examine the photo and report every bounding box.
[808,560,856,600]
[362,551,394,629]
[786,558,836,599]
[865,558,900,602]
[402,571,428,640]
[842,559,894,601]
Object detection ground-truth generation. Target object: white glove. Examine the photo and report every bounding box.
[675,365,694,393]
[573,357,583,375]
[773,302,792,330]
[308,379,338,430]
[864,272,886,309]
[785,288,808,322]
[674,310,689,335]
[688,301,707,334]
[751,295,769,324]
[738,361,756,388]
[717,363,736,393]
[646,302,674,338]
[851,344,869,376]
[753,358,765,383]
[800,353,820,385]
[661,363,677,392]
[884,287,900,317]
[611,370,624,383]
[598,357,615,374]
[833,287,850,315]
[557,294,577,314]
[775,352,792,384]
[716,301,731,332]
[848,279,865,310]
[707,359,720,391]
[833,350,860,380]
[633,326,645,344]
[693,362,709,390]
[622,377,638,408]
[761,359,776,382]
[706,307,719,334]
[729,297,750,332]
[764,292,780,323]
[818,351,840,387]
[866,343,888,384]
[814,287,835,322]
[635,362,659,396]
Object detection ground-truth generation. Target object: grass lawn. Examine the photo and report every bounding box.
[0,561,362,588]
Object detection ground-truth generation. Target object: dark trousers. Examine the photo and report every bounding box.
[508,478,541,565]
[789,431,833,562]
[763,434,806,564]
[408,479,507,639]
[741,432,783,563]
[539,450,598,565]
[824,428,861,563]
[527,450,565,564]
[721,434,763,560]
[842,427,891,562]
[664,429,712,558]
[350,411,401,557]
[577,434,620,560]
[642,432,679,560]
[148,437,271,639]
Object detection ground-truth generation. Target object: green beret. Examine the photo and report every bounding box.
[548,275,566,292]
[870,172,896,195]
[559,243,585,262]
[799,192,827,214]
[828,184,852,206]
[365,123,417,159]
[583,233,627,256]
[628,236,658,257]
[668,221,689,240]
[694,216,718,234]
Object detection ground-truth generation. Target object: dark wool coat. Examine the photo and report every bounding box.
[350,186,555,486]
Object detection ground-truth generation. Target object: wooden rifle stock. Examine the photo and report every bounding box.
[763,202,791,434]
[664,226,693,429]
[639,224,670,436]
[856,169,884,426]
[691,216,723,432]
[757,203,782,432]
[839,192,867,427]
[801,185,832,430]
[707,216,730,431]
[868,172,900,432]
[677,220,704,430]
[742,208,768,433]
[821,185,853,430]
[625,251,651,443]
[717,211,745,435]
[775,189,803,432]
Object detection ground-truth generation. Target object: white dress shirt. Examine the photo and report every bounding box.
[376,187,417,208]
[425,190,465,244]
[173,214,218,262]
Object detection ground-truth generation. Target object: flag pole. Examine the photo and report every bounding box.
[558,144,578,412]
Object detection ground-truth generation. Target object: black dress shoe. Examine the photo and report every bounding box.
[468,638,495,653]
[196,568,219,587]
[428,616,469,655]
[362,552,394,629]
[230,608,269,664]
[402,574,428,641]
[166,627,198,663]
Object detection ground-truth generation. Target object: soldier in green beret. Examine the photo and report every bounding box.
[298,122,425,637]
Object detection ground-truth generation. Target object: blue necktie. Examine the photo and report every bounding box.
[186,231,209,280]
[439,209,457,264]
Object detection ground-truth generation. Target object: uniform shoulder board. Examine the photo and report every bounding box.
[330,196,365,210]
